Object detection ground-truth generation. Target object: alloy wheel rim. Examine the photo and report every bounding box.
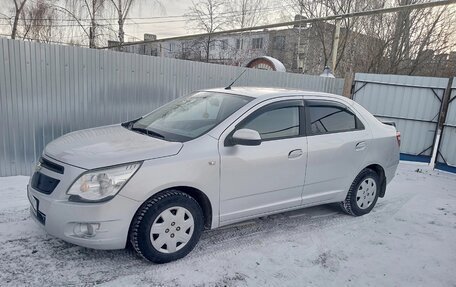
[356,177,377,210]
[150,206,194,253]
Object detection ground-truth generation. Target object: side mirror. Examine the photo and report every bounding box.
[231,129,261,146]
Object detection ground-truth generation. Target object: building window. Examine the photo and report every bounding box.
[236,39,244,50]
[221,39,228,50]
[273,36,286,50]
[169,43,175,52]
[182,42,190,53]
[252,38,263,49]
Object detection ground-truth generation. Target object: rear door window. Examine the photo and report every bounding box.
[306,100,364,135]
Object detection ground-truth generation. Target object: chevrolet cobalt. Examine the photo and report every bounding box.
[28,87,400,263]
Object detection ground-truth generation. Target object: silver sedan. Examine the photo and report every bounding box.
[28,87,400,263]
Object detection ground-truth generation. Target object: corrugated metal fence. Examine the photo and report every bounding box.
[0,38,344,176]
[436,78,456,173]
[352,73,456,173]
[352,73,448,162]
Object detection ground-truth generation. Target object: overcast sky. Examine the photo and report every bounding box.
[0,0,195,40]
[1,0,455,47]
[126,0,194,40]
[0,0,287,44]
[124,0,285,41]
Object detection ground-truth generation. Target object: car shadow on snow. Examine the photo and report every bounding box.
[1,203,352,285]
[197,204,345,249]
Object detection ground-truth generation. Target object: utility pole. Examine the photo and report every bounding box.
[331,18,341,73]
[297,23,302,73]
[296,1,303,73]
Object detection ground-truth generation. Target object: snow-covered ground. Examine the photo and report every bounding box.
[0,162,455,286]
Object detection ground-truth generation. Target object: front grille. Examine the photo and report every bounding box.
[31,172,60,195]
[39,157,64,174]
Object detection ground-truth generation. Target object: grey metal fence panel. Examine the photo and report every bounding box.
[352,73,449,162]
[0,38,344,176]
[436,79,456,172]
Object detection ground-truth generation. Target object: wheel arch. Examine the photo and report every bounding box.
[171,186,213,230]
[364,164,387,198]
[131,186,213,231]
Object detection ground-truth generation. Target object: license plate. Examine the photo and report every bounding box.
[28,188,38,214]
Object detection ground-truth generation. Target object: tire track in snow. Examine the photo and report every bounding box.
[0,191,415,286]
[0,166,432,286]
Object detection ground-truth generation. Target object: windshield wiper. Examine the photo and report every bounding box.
[130,127,165,139]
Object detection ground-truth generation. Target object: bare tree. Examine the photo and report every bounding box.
[285,0,380,72]
[11,0,28,39]
[55,0,108,48]
[186,0,226,62]
[383,1,456,75]
[20,0,58,43]
[280,0,456,77]
[108,0,147,45]
[355,0,456,76]
[1,0,83,45]
[282,0,332,69]
[225,0,266,29]
[108,0,163,47]
[109,0,134,45]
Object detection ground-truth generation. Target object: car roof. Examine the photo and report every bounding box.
[203,86,348,102]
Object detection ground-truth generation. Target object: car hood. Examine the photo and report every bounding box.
[44,124,183,170]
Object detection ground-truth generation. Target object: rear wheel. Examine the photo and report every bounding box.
[129,190,204,263]
[340,168,380,216]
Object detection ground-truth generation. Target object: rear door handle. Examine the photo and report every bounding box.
[288,149,303,159]
[355,141,367,151]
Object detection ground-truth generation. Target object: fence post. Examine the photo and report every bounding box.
[429,77,453,168]
[342,71,354,98]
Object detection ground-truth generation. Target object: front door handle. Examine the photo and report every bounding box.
[355,141,367,151]
[288,149,303,159]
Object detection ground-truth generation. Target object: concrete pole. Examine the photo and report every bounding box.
[296,2,304,73]
[297,24,302,73]
[331,18,341,73]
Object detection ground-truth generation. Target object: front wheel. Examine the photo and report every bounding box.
[129,190,204,263]
[340,168,380,216]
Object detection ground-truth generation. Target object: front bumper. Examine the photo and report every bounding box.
[27,158,142,250]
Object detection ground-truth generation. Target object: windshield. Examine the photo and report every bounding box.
[130,91,252,142]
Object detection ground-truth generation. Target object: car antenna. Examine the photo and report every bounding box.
[225,69,247,90]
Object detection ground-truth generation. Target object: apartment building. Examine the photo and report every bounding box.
[108,19,382,76]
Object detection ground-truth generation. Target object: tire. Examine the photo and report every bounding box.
[340,168,380,216]
[129,190,204,263]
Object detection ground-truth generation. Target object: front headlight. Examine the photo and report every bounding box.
[67,162,141,202]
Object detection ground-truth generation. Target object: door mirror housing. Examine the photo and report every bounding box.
[231,129,261,146]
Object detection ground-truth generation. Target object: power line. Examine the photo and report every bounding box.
[0,15,186,22]
[0,18,196,27]
[0,33,86,46]
[99,0,456,50]
[0,7,282,28]
[4,1,453,49]
[0,4,290,23]
[0,15,185,21]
